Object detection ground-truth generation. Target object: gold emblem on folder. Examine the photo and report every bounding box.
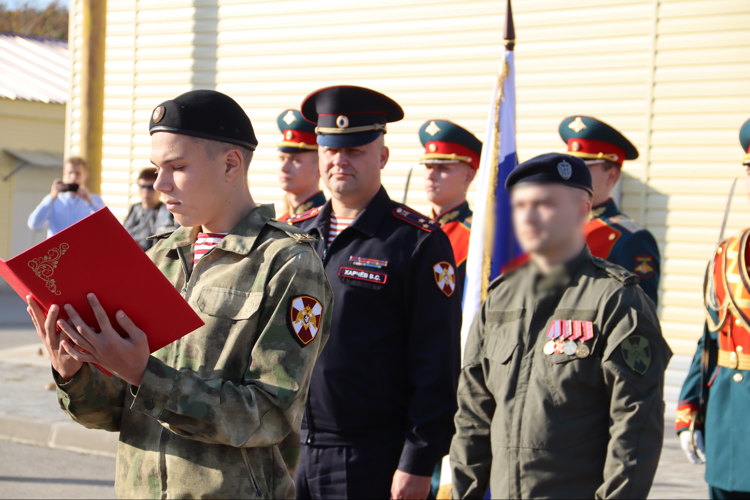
[28,243,69,295]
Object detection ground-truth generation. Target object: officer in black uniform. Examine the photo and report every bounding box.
[289,85,462,500]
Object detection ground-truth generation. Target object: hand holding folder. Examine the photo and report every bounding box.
[1,208,204,379]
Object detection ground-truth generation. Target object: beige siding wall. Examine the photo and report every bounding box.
[66,0,750,355]
[0,99,66,260]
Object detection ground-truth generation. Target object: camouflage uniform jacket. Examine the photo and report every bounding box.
[54,204,333,499]
[450,248,671,499]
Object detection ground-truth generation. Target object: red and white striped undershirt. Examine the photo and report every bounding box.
[194,232,227,267]
[328,213,354,247]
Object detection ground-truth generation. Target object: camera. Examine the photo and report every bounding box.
[59,183,79,193]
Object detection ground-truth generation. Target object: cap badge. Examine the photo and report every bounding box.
[557,160,572,180]
[428,143,438,152]
[336,115,349,129]
[569,117,587,133]
[285,130,294,140]
[425,121,441,136]
[571,141,581,152]
[283,110,297,125]
[152,106,165,123]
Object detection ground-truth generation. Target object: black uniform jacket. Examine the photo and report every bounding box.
[293,186,462,476]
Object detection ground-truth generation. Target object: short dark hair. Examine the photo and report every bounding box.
[64,157,87,169]
[138,167,158,182]
[601,160,620,172]
[196,137,254,170]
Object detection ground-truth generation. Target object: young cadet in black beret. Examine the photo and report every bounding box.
[276,109,326,221]
[449,153,671,499]
[28,89,332,499]
[559,116,661,306]
[287,85,462,500]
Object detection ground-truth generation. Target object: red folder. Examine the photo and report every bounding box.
[0,208,204,373]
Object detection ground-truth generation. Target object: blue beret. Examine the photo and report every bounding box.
[149,90,257,150]
[505,153,593,195]
[301,85,404,148]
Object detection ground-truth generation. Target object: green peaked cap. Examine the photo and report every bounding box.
[418,120,482,155]
[740,118,750,166]
[559,116,638,163]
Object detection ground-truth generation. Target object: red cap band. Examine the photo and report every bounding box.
[422,141,480,169]
[567,138,626,166]
[280,129,318,149]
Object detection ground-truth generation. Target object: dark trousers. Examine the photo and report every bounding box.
[294,441,403,499]
[710,486,750,499]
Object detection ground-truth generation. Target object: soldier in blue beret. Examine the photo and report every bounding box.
[676,118,750,500]
[276,109,325,222]
[419,120,481,298]
[288,85,462,500]
[450,152,670,499]
[559,116,661,306]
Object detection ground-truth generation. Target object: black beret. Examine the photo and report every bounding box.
[301,85,404,148]
[505,152,593,195]
[149,90,257,151]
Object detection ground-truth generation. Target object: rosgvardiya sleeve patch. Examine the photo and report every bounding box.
[288,295,323,346]
[620,335,652,375]
[433,261,456,297]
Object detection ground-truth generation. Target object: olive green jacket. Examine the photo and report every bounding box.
[450,248,671,499]
[55,205,332,499]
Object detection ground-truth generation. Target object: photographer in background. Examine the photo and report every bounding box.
[123,167,178,250]
[28,157,105,237]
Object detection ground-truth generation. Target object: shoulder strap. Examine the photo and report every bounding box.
[285,206,322,225]
[146,230,175,241]
[590,256,639,285]
[607,214,645,234]
[266,220,319,243]
[392,206,440,232]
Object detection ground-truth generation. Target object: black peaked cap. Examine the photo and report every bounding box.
[300,85,404,148]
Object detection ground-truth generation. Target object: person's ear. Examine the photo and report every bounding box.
[224,149,243,182]
[380,146,389,170]
[465,166,477,185]
[608,167,621,188]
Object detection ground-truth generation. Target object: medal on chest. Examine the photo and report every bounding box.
[545,320,594,358]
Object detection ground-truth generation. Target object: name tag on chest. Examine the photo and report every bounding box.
[338,266,388,284]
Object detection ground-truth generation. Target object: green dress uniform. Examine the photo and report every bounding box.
[560,116,661,306]
[54,91,333,499]
[275,109,326,223]
[450,153,672,499]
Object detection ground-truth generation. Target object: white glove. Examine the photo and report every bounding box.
[679,429,706,464]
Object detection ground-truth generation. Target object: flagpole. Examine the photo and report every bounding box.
[460,0,518,358]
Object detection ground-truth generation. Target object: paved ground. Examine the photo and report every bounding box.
[0,290,711,498]
[0,440,115,499]
[651,433,708,499]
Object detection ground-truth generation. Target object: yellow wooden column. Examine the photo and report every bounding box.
[78,0,107,195]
